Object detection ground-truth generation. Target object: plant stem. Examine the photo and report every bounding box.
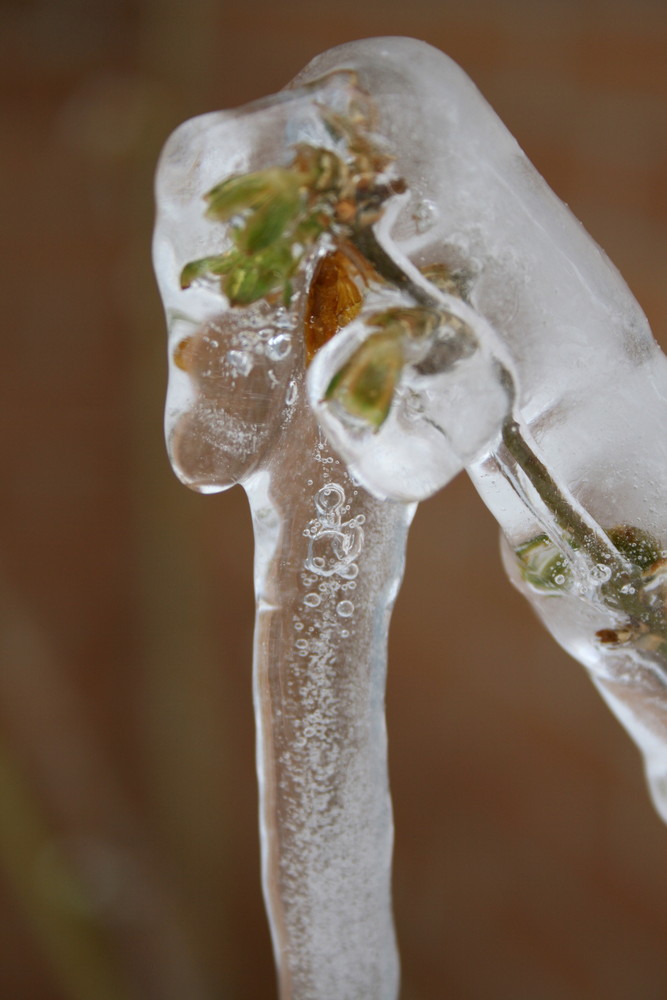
[499,418,625,571]
[353,225,439,309]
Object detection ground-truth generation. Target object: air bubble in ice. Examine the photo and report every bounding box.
[339,563,359,580]
[315,483,345,516]
[227,349,253,376]
[266,333,292,361]
[304,593,321,607]
[414,198,438,233]
[403,391,425,421]
[592,564,612,584]
[337,600,354,617]
[286,379,298,405]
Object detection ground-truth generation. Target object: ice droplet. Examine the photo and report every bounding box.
[336,600,354,617]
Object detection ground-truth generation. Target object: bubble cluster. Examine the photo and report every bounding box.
[305,483,364,581]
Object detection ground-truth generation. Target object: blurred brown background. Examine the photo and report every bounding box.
[3,0,667,997]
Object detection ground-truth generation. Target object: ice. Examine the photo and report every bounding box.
[307,258,514,500]
[153,64,416,999]
[155,35,667,999]
[301,39,667,821]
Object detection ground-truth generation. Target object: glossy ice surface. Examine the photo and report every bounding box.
[304,40,667,821]
[155,36,667,1000]
[154,54,415,1000]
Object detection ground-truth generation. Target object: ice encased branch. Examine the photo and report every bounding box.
[153,69,417,998]
[303,38,667,820]
[154,36,667,999]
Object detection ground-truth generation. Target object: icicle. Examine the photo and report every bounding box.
[153,69,417,998]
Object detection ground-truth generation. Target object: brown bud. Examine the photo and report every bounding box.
[335,199,357,223]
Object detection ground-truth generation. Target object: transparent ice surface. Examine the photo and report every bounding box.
[155,35,667,999]
[153,70,416,999]
[304,39,667,822]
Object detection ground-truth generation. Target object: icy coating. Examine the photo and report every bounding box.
[304,40,667,818]
[153,62,415,999]
[154,36,667,1000]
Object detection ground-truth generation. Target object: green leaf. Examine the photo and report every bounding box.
[325,331,403,429]
[515,534,572,591]
[366,305,440,341]
[223,263,270,305]
[238,188,302,254]
[223,242,296,306]
[179,253,237,289]
[293,212,327,247]
[204,171,285,221]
